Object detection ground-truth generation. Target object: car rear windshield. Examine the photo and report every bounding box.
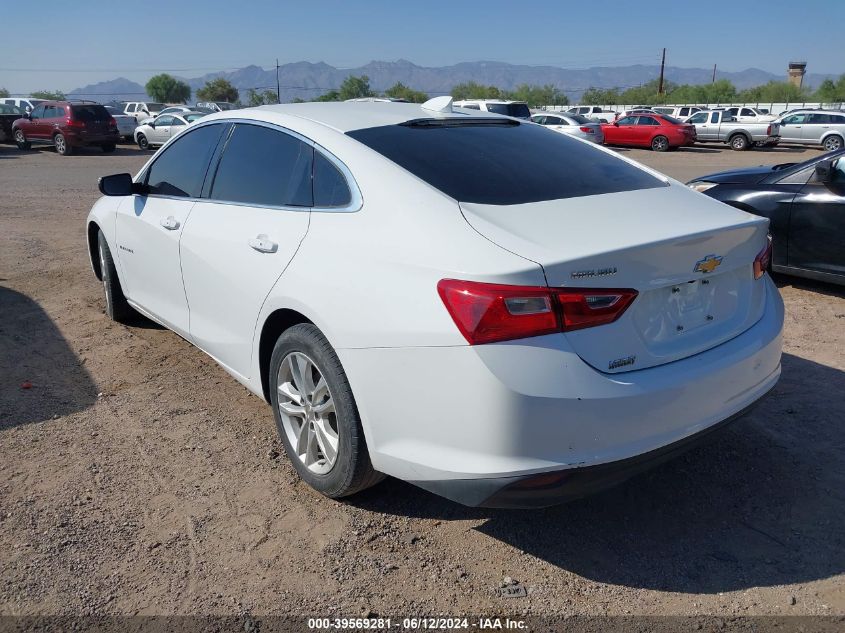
[485,103,531,118]
[566,114,591,124]
[147,103,165,110]
[660,114,683,125]
[71,105,111,121]
[347,119,665,205]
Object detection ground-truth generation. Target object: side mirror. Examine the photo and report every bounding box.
[815,159,833,182]
[99,173,148,196]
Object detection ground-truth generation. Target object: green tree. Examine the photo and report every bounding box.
[665,79,737,104]
[145,74,191,104]
[581,87,621,105]
[738,81,807,103]
[30,90,65,100]
[246,88,279,106]
[196,78,239,103]
[338,75,375,100]
[451,81,503,100]
[0,87,9,98]
[619,79,675,105]
[384,81,428,103]
[315,89,341,102]
[505,84,568,107]
[815,75,845,103]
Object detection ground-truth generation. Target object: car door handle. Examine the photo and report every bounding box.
[160,216,180,230]
[248,234,278,253]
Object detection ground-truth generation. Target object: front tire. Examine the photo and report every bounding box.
[97,230,133,322]
[651,135,669,152]
[269,324,382,499]
[136,133,149,150]
[54,133,73,155]
[823,135,843,152]
[14,129,31,150]
[729,134,750,151]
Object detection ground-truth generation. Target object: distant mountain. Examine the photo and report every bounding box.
[68,77,149,102]
[69,61,837,104]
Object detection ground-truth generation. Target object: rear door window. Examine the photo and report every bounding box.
[347,119,664,205]
[144,123,225,197]
[209,123,313,207]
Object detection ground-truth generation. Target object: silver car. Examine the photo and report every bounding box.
[531,112,604,143]
[134,112,206,149]
[104,105,138,141]
[776,110,845,151]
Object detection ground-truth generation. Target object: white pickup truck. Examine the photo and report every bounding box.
[684,109,780,150]
[565,105,616,123]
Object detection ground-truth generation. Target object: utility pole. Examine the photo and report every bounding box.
[712,64,717,84]
[276,58,281,104]
[657,48,666,96]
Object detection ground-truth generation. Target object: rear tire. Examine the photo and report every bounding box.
[823,135,843,152]
[97,230,133,323]
[54,133,73,156]
[101,143,116,153]
[651,135,669,152]
[269,324,383,499]
[729,134,750,151]
[14,129,31,150]
[136,133,149,150]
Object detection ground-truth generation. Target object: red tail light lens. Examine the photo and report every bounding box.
[555,289,639,331]
[753,235,773,280]
[766,124,772,135]
[107,117,117,128]
[579,126,595,133]
[65,118,85,128]
[437,279,638,344]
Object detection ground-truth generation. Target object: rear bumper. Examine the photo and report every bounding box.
[65,130,120,146]
[338,276,783,506]
[412,401,759,508]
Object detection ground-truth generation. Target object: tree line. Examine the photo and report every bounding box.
[3,72,844,107]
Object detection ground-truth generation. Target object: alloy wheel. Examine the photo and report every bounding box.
[652,136,668,151]
[55,134,66,154]
[277,351,339,474]
[824,136,843,152]
[14,130,25,144]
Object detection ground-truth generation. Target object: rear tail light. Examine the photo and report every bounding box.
[437,279,638,345]
[65,118,85,128]
[107,117,117,128]
[579,126,594,134]
[766,124,772,135]
[753,235,773,280]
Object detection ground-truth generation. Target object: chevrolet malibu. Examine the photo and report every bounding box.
[87,99,784,508]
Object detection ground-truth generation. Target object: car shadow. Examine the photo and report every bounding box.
[351,352,845,594]
[677,146,722,154]
[773,274,845,299]
[0,286,99,429]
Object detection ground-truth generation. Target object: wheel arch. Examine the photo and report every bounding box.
[728,131,751,144]
[257,308,314,403]
[87,220,103,280]
[821,131,844,146]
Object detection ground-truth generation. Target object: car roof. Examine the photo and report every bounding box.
[220,101,511,133]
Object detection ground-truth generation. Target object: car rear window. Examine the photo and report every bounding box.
[485,103,530,118]
[659,114,683,125]
[347,120,665,205]
[71,105,111,121]
[566,114,591,124]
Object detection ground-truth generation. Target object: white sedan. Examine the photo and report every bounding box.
[87,99,783,507]
[531,112,604,143]
[134,112,206,149]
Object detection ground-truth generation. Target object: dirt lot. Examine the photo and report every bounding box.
[1,141,844,622]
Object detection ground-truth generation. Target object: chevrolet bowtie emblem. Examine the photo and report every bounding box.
[694,254,723,274]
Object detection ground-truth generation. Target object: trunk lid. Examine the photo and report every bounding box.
[460,184,770,373]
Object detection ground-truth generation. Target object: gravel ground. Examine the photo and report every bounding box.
[1,140,843,620]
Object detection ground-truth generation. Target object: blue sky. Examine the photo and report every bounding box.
[1,0,841,94]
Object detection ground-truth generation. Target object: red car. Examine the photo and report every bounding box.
[601,113,696,151]
[13,100,119,155]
